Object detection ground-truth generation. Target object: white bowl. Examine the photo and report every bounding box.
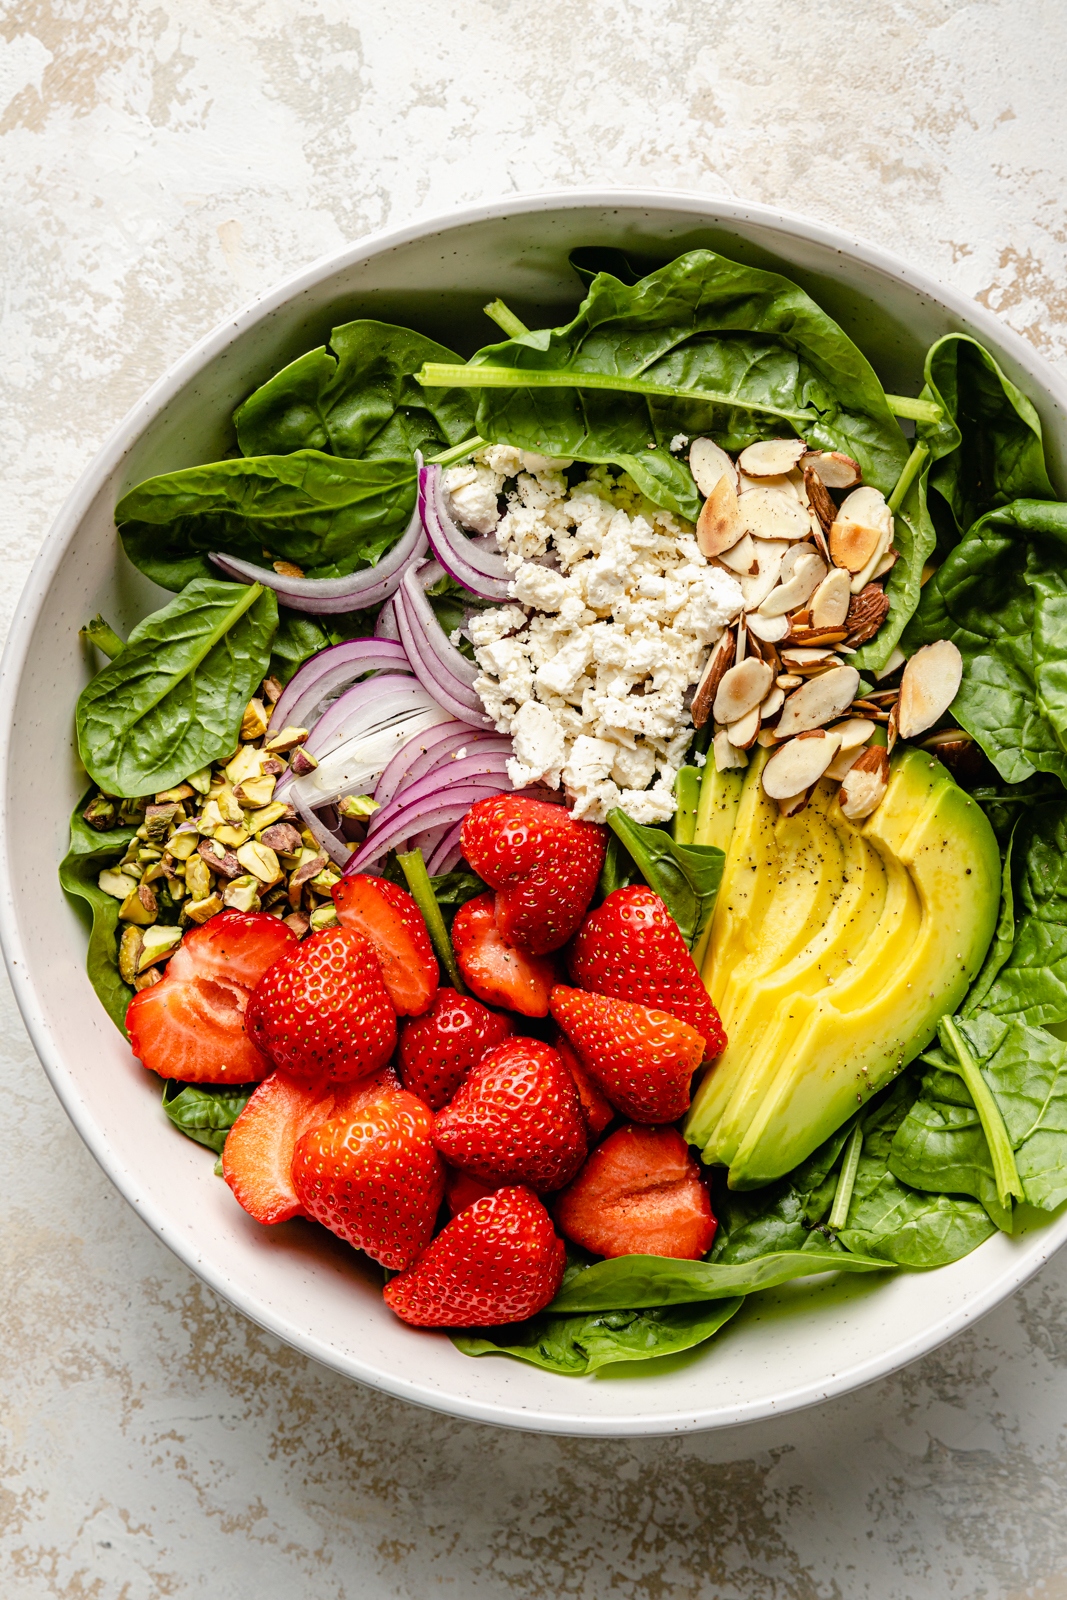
[4,190,1067,1438]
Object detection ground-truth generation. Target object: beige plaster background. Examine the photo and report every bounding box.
[4,1,1067,1594]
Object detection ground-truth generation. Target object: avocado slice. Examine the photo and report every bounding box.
[684,748,1000,1188]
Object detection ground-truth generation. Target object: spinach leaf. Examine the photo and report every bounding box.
[606,807,724,947]
[58,795,139,1034]
[76,578,278,797]
[234,320,477,462]
[453,1298,743,1375]
[979,801,1067,1027]
[904,500,1067,786]
[268,605,382,686]
[835,1079,996,1265]
[162,1081,254,1154]
[962,824,1017,1018]
[596,832,640,900]
[709,1117,857,1262]
[424,249,908,520]
[958,1012,1067,1212]
[888,1066,1012,1231]
[117,452,417,591]
[548,1247,889,1313]
[569,245,655,289]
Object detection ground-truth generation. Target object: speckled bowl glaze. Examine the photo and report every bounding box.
[4,191,1067,1438]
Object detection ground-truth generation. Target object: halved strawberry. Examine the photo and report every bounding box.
[398,988,515,1110]
[451,893,558,1016]
[554,1125,716,1260]
[444,1166,497,1217]
[460,795,606,954]
[245,925,397,1084]
[553,1033,614,1139]
[222,1071,335,1224]
[433,1037,587,1192]
[568,886,727,1059]
[383,1186,566,1326]
[549,984,703,1123]
[333,874,438,1016]
[127,911,296,1084]
[292,1088,444,1270]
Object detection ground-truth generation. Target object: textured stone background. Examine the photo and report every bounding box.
[4,1,1067,1595]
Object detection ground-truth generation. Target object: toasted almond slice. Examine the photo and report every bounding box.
[697,474,745,558]
[718,531,758,574]
[738,438,808,477]
[689,437,737,497]
[873,547,898,579]
[738,543,788,611]
[727,703,762,750]
[825,744,864,782]
[887,701,899,752]
[780,646,837,670]
[804,467,838,535]
[896,640,963,740]
[829,518,882,574]
[801,450,862,489]
[736,613,748,663]
[809,566,852,629]
[776,672,803,690]
[757,726,781,748]
[839,745,890,819]
[850,525,894,594]
[760,685,785,721]
[830,716,876,753]
[775,665,861,740]
[919,728,985,784]
[746,611,790,644]
[762,729,843,798]
[778,788,811,816]
[713,657,774,724]
[714,728,748,772]
[875,645,906,681]
[844,583,890,647]
[757,552,828,618]
[778,541,816,584]
[807,510,831,563]
[691,631,735,728]
[786,626,849,648]
[739,485,811,543]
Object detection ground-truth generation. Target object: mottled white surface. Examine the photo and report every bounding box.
[4,1,1067,1594]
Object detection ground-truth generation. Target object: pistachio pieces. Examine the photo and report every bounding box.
[897,640,964,740]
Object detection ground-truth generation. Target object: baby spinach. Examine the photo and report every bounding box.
[889,1064,1013,1231]
[605,808,724,947]
[162,1081,254,1155]
[234,319,477,462]
[453,1297,743,1375]
[709,1117,858,1262]
[76,578,278,797]
[977,800,1067,1027]
[58,796,139,1034]
[117,452,417,591]
[548,1246,888,1313]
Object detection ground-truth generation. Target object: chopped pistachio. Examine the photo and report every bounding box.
[284,910,310,938]
[260,755,288,777]
[240,697,270,741]
[222,874,262,913]
[260,821,303,854]
[98,868,139,900]
[118,926,144,984]
[185,854,213,901]
[168,878,187,901]
[82,795,117,831]
[165,828,201,861]
[196,799,225,836]
[187,766,213,795]
[142,862,166,886]
[264,725,309,753]
[144,802,183,842]
[185,892,224,925]
[309,865,342,893]
[215,784,246,826]
[261,675,283,706]
[214,823,251,848]
[198,840,242,879]
[232,773,276,809]
[337,794,380,819]
[133,968,163,991]
[138,924,183,970]
[155,783,195,803]
[248,802,289,835]
[236,840,282,886]
[119,882,157,925]
[225,746,263,787]
[309,903,339,931]
[118,797,148,826]
[289,747,318,777]
[137,846,164,864]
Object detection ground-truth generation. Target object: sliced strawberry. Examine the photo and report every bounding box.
[553,1033,614,1139]
[383,1186,565,1326]
[292,1089,444,1270]
[222,1071,335,1224]
[333,874,438,1016]
[245,925,397,1085]
[568,886,726,1059]
[398,988,515,1110]
[127,911,296,1084]
[330,1065,403,1119]
[451,893,558,1016]
[444,1166,497,1216]
[433,1037,587,1192]
[460,794,606,954]
[549,984,703,1123]
[555,1125,716,1260]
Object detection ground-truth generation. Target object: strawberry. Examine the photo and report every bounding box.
[291,1088,444,1270]
[433,1037,587,1191]
[444,1166,497,1216]
[245,925,397,1085]
[553,1033,614,1139]
[568,886,727,1059]
[333,874,438,1016]
[554,1124,716,1260]
[451,893,558,1016]
[398,987,515,1110]
[383,1186,566,1326]
[460,794,606,954]
[127,911,295,1083]
[549,984,703,1124]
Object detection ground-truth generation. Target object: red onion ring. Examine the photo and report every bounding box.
[425,822,465,874]
[269,639,411,732]
[417,456,514,601]
[365,755,513,842]
[346,784,507,874]
[374,597,401,642]
[401,564,480,688]
[373,720,471,808]
[393,582,492,728]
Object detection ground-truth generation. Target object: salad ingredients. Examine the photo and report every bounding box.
[383,1186,566,1327]
[126,910,295,1083]
[163,1081,253,1155]
[453,1296,743,1376]
[554,1125,716,1261]
[451,893,559,1015]
[460,793,606,954]
[59,796,140,1032]
[433,1038,587,1191]
[222,1070,338,1224]
[398,988,515,1110]
[550,985,705,1124]
[332,874,438,1015]
[245,925,397,1084]
[553,1034,615,1138]
[603,808,725,948]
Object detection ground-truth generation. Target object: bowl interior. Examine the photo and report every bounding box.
[6,192,1067,1436]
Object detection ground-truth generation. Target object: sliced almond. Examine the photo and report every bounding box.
[919,728,985,784]
[757,726,781,748]
[787,626,849,649]
[887,701,899,752]
[727,703,762,750]
[779,646,842,674]
[763,729,843,798]
[714,729,748,772]
[746,611,790,644]
[873,547,899,579]
[829,518,883,574]
[689,438,737,498]
[760,685,785,721]
[778,541,817,585]
[739,486,811,543]
[738,542,788,610]
[801,450,862,490]
[875,645,906,681]
[777,788,811,817]
[825,744,864,782]
[691,632,735,728]
[738,438,808,477]
[896,639,963,740]
[713,657,774,724]
[758,552,828,618]
[775,665,861,740]
[844,583,890,646]
[697,474,745,558]
[718,532,758,574]
[804,467,838,535]
[830,716,876,753]
[808,510,831,563]
[809,566,852,630]
[776,673,803,690]
[839,745,890,819]
[736,613,748,663]
[850,528,894,595]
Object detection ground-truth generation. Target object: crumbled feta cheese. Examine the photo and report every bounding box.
[670,434,690,452]
[507,701,566,790]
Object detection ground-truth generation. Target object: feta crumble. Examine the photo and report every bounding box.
[445,451,744,824]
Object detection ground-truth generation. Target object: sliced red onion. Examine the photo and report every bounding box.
[401,564,479,688]
[209,500,428,613]
[393,582,493,729]
[303,676,440,761]
[365,753,513,842]
[426,822,465,874]
[418,455,514,601]
[374,720,470,808]
[407,733,513,790]
[374,597,401,642]
[269,639,411,733]
[346,785,507,874]
[289,792,351,868]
